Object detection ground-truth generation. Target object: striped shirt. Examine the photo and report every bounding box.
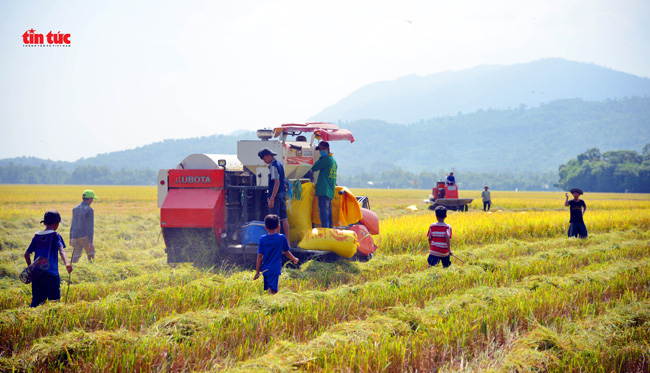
[427,222,452,257]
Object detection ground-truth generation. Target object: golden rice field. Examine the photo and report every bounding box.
[0,185,649,372]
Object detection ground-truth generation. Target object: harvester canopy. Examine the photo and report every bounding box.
[273,122,355,143]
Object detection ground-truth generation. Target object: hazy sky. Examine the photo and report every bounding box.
[1,0,649,161]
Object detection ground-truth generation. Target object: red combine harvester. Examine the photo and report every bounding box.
[157,123,377,266]
[424,181,473,211]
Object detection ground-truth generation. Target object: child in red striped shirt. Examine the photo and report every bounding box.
[427,206,452,268]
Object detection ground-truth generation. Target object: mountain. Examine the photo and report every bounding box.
[2,97,648,179]
[0,133,257,172]
[332,97,649,175]
[2,58,650,183]
[311,58,650,124]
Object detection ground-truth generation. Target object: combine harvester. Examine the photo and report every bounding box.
[157,123,379,266]
[424,181,473,211]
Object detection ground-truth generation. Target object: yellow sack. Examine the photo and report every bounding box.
[287,182,314,244]
[298,228,359,258]
[312,186,362,227]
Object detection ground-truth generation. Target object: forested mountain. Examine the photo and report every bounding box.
[1,97,648,188]
[312,58,650,124]
[334,97,650,175]
[0,133,256,172]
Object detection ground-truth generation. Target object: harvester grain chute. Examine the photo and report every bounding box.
[158,123,379,266]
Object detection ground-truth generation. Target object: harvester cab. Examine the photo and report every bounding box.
[424,181,473,211]
[158,122,378,266]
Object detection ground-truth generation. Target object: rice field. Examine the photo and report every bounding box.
[0,185,649,372]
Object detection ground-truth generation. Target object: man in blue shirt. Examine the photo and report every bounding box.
[253,214,299,294]
[446,172,456,186]
[258,148,290,245]
[24,210,73,307]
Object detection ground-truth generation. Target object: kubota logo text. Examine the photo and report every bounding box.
[175,176,212,184]
[22,29,71,47]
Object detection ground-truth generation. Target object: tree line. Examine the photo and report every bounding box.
[3,144,649,193]
[0,164,157,185]
[338,169,559,191]
[557,145,650,193]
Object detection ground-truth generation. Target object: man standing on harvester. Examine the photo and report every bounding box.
[258,148,290,244]
[311,141,337,228]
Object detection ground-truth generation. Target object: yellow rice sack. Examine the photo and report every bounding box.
[298,228,359,258]
[287,182,314,244]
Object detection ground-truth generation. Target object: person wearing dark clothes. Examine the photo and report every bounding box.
[258,148,290,244]
[481,186,491,211]
[70,189,98,263]
[446,172,456,186]
[565,188,587,238]
[24,211,73,307]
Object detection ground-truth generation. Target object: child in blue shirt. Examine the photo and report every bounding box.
[253,214,299,294]
[24,211,73,307]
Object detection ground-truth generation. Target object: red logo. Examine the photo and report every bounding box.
[22,29,71,47]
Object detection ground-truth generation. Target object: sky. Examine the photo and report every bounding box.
[1,0,649,162]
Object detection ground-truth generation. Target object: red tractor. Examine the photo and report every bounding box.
[424,181,473,211]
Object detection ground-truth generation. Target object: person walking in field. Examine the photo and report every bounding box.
[427,206,453,268]
[70,189,98,263]
[482,185,492,211]
[311,141,337,228]
[253,214,299,295]
[565,188,587,238]
[24,211,73,307]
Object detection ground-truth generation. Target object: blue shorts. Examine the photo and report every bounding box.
[31,272,60,307]
[568,222,588,238]
[269,195,288,220]
[263,274,279,292]
[428,255,451,268]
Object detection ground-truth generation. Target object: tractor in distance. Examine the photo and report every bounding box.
[424,180,473,211]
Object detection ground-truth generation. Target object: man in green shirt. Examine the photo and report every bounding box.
[311,141,337,228]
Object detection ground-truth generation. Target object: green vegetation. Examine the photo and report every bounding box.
[558,145,650,192]
[340,169,558,191]
[339,97,650,175]
[0,186,649,372]
[0,164,157,185]
[2,97,649,188]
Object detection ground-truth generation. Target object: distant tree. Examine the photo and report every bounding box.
[558,145,650,192]
[641,143,650,161]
